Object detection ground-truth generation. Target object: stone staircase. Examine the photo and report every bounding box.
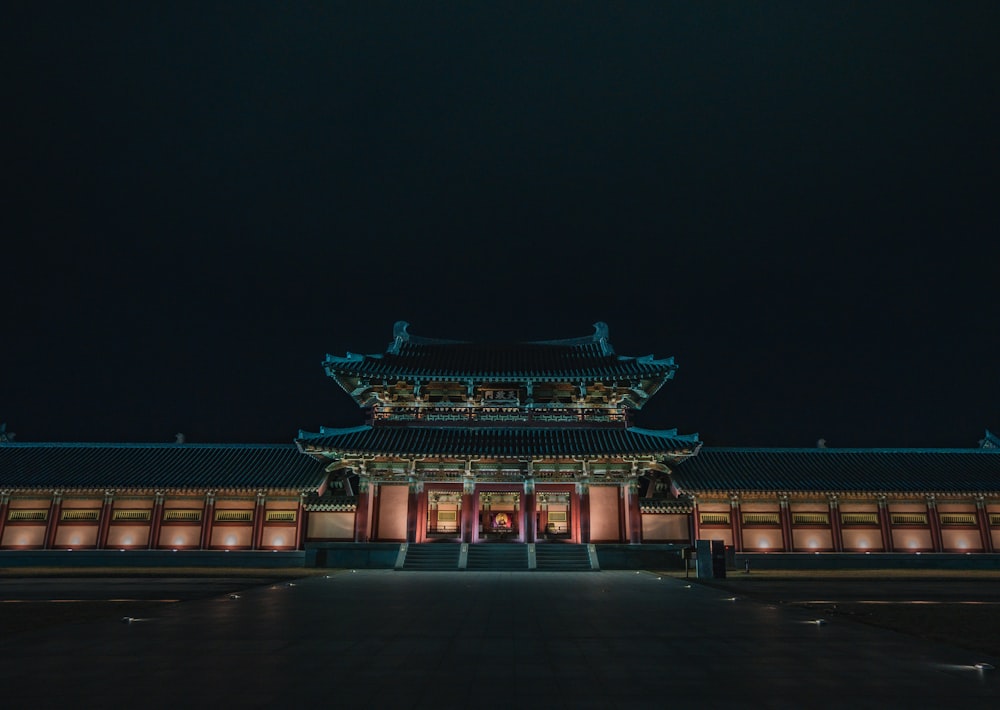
[402,543,461,570]
[466,544,529,571]
[534,543,593,571]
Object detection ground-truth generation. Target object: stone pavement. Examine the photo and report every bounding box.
[1,570,998,708]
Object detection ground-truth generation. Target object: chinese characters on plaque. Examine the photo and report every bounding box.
[483,388,519,402]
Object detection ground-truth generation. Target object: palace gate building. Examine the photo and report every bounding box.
[1,322,999,565]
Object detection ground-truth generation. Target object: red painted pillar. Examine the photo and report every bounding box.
[523,481,536,543]
[976,497,994,553]
[779,496,793,551]
[627,479,642,544]
[730,497,743,552]
[461,481,475,544]
[147,493,165,550]
[0,492,10,547]
[200,492,216,550]
[371,483,382,541]
[415,488,428,543]
[829,497,843,552]
[97,493,114,549]
[295,494,307,550]
[691,498,701,543]
[927,497,943,552]
[578,482,591,544]
[44,493,63,549]
[405,481,420,543]
[354,478,371,543]
[878,497,893,552]
[251,492,266,550]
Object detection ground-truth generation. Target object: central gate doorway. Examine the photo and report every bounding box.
[478,491,520,542]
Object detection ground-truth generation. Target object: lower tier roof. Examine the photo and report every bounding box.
[0,442,328,491]
[296,425,700,459]
[671,448,1000,495]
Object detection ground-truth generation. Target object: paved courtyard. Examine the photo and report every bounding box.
[1,570,998,707]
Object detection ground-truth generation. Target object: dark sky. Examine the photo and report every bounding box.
[3,3,998,448]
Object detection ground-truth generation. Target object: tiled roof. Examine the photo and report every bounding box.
[671,448,1000,495]
[0,442,328,491]
[297,425,700,459]
[324,321,676,381]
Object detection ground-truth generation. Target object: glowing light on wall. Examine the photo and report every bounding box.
[122,535,133,545]
[272,536,285,546]
[225,535,237,546]
[858,539,868,549]
[174,537,185,545]
[70,534,81,545]
[757,539,769,549]
[808,539,818,549]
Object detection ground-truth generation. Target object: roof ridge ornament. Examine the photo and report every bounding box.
[389,321,411,354]
[592,322,613,355]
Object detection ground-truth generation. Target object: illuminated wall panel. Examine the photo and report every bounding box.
[106,525,150,548]
[376,484,408,541]
[792,528,833,551]
[160,525,201,548]
[588,486,620,542]
[1,525,46,548]
[54,525,98,548]
[261,526,295,548]
[891,528,932,551]
[841,528,883,551]
[307,512,355,540]
[941,529,983,552]
[743,528,783,551]
[211,525,252,548]
[642,514,689,542]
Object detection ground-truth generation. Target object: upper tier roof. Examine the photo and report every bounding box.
[671,447,1000,495]
[323,321,677,382]
[0,442,328,491]
[297,424,700,459]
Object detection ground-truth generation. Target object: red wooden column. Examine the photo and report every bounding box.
[627,478,642,544]
[97,492,114,549]
[877,496,893,552]
[778,495,793,552]
[577,481,591,544]
[975,496,994,553]
[523,479,536,543]
[829,496,844,552]
[460,479,475,544]
[691,497,701,542]
[147,492,165,550]
[0,491,10,546]
[295,493,307,550]
[927,496,944,552]
[44,492,63,549]
[405,479,420,543]
[353,477,371,543]
[370,483,382,541]
[729,496,743,552]
[200,492,216,550]
[251,491,266,550]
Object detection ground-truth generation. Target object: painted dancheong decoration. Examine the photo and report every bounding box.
[1,323,999,555]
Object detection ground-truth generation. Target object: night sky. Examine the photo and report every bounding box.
[4,3,998,448]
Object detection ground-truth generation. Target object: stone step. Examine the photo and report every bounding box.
[534,544,593,571]
[402,543,461,570]
[466,544,528,571]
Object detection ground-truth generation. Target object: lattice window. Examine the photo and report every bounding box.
[990,513,1000,527]
[61,509,99,521]
[163,509,202,522]
[792,512,829,525]
[112,509,151,521]
[265,510,296,522]
[742,512,780,525]
[890,513,928,525]
[841,512,879,525]
[939,513,977,526]
[699,512,730,525]
[7,509,48,522]
[215,510,253,522]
